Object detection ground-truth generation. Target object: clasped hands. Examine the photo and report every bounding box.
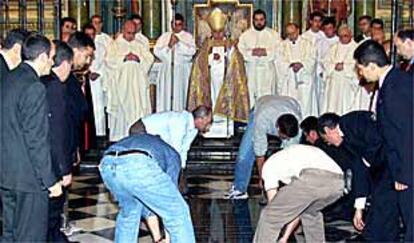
[168,34,179,48]
[290,62,304,73]
[335,62,344,71]
[252,48,267,57]
[124,52,140,62]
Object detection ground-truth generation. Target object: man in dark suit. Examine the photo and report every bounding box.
[1,34,63,241]
[354,15,372,43]
[0,29,28,81]
[354,40,413,241]
[318,111,400,241]
[395,29,414,74]
[65,32,95,167]
[41,40,75,242]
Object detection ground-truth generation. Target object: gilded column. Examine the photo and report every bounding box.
[282,0,302,34]
[354,0,375,34]
[68,0,90,30]
[142,0,162,40]
[112,0,126,33]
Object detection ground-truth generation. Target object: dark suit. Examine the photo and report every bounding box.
[376,67,413,241]
[41,72,71,242]
[0,54,9,82]
[340,111,400,241]
[65,73,88,164]
[354,34,365,43]
[1,63,57,241]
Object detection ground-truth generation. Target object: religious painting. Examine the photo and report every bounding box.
[307,0,351,25]
[376,0,413,32]
[193,0,253,47]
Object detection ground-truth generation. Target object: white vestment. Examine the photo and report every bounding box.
[104,36,154,141]
[315,34,339,110]
[135,31,150,50]
[322,41,369,115]
[301,29,325,45]
[90,32,112,136]
[204,45,234,138]
[154,31,196,112]
[277,37,318,117]
[238,27,281,107]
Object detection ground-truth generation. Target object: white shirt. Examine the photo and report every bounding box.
[262,144,343,191]
[141,111,198,168]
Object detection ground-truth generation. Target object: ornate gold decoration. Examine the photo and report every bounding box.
[193,0,253,47]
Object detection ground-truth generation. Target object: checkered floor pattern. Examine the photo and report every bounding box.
[62,168,359,242]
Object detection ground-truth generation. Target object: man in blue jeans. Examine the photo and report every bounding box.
[225,95,302,199]
[99,133,195,243]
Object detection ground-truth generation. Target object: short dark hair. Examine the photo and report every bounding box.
[91,15,102,22]
[317,113,340,135]
[67,31,95,50]
[3,29,28,50]
[397,29,414,41]
[22,33,51,61]
[310,11,324,21]
[61,17,76,28]
[52,40,74,67]
[175,13,184,22]
[82,24,95,33]
[253,9,266,19]
[192,105,212,119]
[130,14,143,22]
[277,114,299,138]
[322,16,336,28]
[370,18,384,29]
[300,116,318,134]
[353,39,389,67]
[358,15,372,23]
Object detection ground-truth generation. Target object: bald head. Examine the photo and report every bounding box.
[286,23,299,42]
[123,20,137,42]
[338,25,353,44]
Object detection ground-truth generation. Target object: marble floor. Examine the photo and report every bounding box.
[63,167,359,243]
[0,135,363,242]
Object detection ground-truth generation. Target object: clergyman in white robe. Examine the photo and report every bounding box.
[322,36,370,115]
[277,30,318,117]
[89,32,111,136]
[154,30,196,112]
[238,26,281,108]
[104,33,154,142]
[135,31,150,50]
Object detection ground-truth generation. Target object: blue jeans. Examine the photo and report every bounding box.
[233,111,256,193]
[99,154,195,243]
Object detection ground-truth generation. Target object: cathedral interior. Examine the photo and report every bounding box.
[0,0,413,242]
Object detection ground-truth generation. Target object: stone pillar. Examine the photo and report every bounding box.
[282,0,302,35]
[142,0,162,40]
[354,0,375,35]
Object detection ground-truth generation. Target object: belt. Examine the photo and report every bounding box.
[105,149,151,158]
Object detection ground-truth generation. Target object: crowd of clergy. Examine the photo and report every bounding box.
[0,6,413,243]
[51,9,410,143]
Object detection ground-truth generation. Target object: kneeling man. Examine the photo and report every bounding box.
[254,144,344,242]
[99,133,195,243]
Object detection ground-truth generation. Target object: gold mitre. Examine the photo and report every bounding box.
[208,8,227,32]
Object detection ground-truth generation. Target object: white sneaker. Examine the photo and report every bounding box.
[224,186,248,199]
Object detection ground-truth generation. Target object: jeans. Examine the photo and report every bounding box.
[99,154,195,243]
[233,111,256,193]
